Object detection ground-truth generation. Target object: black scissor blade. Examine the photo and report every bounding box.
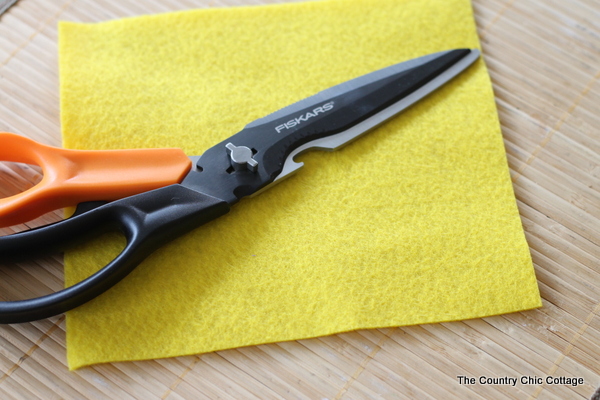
[245,49,477,132]
[184,48,479,204]
[255,48,480,183]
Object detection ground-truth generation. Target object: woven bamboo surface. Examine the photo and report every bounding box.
[0,0,598,399]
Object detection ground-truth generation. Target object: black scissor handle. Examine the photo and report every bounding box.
[0,185,230,324]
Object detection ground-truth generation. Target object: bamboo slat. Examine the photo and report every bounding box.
[0,0,599,399]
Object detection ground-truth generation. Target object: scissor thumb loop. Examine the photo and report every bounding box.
[0,133,76,226]
[0,132,192,227]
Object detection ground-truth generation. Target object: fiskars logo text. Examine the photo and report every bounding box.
[275,102,334,133]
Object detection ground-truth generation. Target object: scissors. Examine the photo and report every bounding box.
[0,48,479,323]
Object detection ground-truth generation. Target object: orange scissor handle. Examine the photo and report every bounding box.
[0,132,192,227]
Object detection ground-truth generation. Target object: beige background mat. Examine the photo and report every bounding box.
[0,0,599,399]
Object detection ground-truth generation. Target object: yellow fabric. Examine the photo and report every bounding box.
[59,0,541,370]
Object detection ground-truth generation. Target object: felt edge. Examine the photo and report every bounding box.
[68,302,543,370]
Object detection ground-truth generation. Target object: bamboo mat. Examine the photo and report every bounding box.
[0,0,598,399]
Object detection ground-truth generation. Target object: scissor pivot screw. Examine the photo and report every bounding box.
[225,143,258,172]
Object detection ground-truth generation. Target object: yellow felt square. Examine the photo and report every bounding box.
[59,0,541,369]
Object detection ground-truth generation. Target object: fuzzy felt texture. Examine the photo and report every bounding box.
[59,0,541,369]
